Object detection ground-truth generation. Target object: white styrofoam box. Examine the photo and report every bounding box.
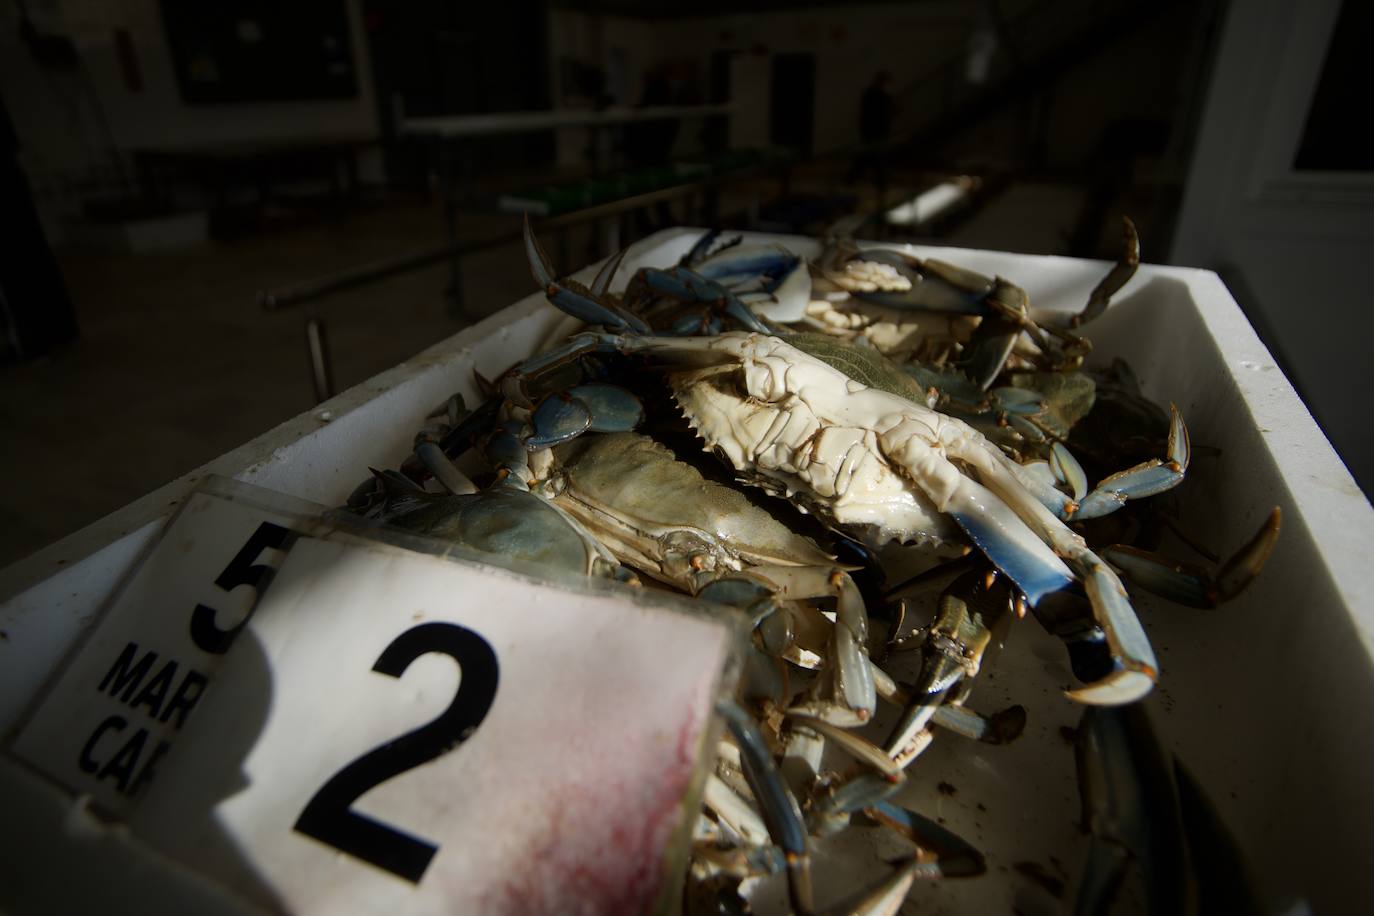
[3,228,1372,914]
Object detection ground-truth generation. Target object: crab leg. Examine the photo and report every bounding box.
[524,216,649,333]
[1004,408,1187,524]
[689,245,811,322]
[934,702,1028,744]
[807,771,905,838]
[704,773,772,847]
[1072,215,1140,328]
[678,228,729,266]
[873,657,1025,742]
[1073,404,1190,520]
[864,801,987,878]
[1073,703,1188,916]
[751,566,876,725]
[717,701,814,915]
[588,246,627,298]
[950,441,1160,705]
[790,714,905,780]
[633,267,772,333]
[1103,507,1280,608]
[815,856,925,916]
[413,437,478,496]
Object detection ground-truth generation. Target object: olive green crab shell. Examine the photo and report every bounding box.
[552,432,836,570]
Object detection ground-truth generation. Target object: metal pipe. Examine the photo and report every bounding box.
[257,169,766,311]
[306,317,334,404]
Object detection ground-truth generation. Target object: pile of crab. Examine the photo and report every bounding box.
[346,219,1280,915]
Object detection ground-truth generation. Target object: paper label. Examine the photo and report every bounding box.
[9,484,314,814]
[9,480,732,914]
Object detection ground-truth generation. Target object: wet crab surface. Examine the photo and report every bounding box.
[347,225,1284,915]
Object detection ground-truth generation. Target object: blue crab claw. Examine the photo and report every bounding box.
[570,382,644,433]
[669,308,722,336]
[1102,507,1281,608]
[1063,562,1158,705]
[636,267,772,334]
[529,393,591,448]
[678,228,737,267]
[528,383,644,449]
[957,315,1022,390]
[1050,441,1089,502]
[522,215,650,333]
[930,436,1158,705]
[1074,404,1189,520]
[483,420,534,488]
[588,246,628,298]
[691,244,810,322]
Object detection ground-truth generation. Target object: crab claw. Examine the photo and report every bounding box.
[864,800,987,878]
[883,567,1008,765]
[1103,507,1281,608]
[589,247,628,298]
[927,429,1160,706]
[717,700,813,916]
[1074,404,1190,521]
[1065,667,1157,706]
[527,383,644,449]
[1072,215,1140,328]
[635,266,772,334]
[522,215,650,333]
[1062,562,1159,705]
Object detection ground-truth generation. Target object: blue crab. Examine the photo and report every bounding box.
[513,226,1185,708]
[541,430,878,726]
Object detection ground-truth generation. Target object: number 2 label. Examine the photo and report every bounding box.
[293,623,499,883]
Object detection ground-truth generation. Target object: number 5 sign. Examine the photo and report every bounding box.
[10,480,736,915]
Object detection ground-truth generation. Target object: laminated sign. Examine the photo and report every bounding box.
[8,478,735,915]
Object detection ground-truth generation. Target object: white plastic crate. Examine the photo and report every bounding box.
[2,228,1371,914]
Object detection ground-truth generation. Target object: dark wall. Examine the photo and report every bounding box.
[364,2,553,183]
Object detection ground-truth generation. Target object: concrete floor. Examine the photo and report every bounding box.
[0,199,524,565]
[0,181,1091,567]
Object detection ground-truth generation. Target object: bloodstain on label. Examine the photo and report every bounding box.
[486,700,708,915]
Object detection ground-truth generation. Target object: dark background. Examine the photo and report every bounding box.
[0,0,1368,565]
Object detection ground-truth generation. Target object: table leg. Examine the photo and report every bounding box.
[439,137,467,318]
